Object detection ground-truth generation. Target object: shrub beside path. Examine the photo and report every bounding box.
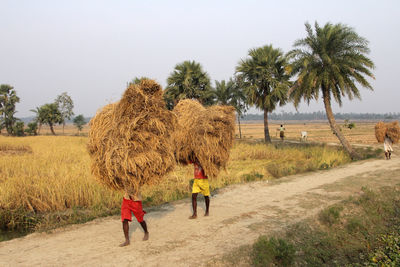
[1,154,399,266]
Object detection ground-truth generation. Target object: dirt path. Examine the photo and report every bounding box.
[1,155,399,267]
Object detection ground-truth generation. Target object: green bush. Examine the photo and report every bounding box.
[12,121,25,136]
[24,122,38,136]
[252,236,295,266]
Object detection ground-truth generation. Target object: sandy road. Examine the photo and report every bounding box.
[1,154,399,267]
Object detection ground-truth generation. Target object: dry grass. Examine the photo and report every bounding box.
[1,125,370,234]
[237,121,381,144]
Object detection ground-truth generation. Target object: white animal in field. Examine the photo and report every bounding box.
[301,131,308,142]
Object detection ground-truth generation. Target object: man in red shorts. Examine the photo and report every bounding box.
[189,159,210,219]
[119,191,149,247]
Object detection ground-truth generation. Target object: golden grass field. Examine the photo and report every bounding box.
[0,121,383,237]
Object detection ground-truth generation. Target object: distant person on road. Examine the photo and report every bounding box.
[384,134,393,160]
[189,158,210,219]
[119,190,149,247]
[279,124,285,141]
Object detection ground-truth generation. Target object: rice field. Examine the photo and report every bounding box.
[0,121,382,237]
[237,121,380,144]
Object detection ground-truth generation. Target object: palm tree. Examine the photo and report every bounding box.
[164,60,214,109]
[213,77,247,138]
[288,22,375,159]
[236,45,291,143]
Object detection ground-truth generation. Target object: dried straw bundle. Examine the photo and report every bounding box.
[87,80,177,193]
[173,99,236,178]
[374,121,400,143]
[375,122,387,143]
[387,121,400,144]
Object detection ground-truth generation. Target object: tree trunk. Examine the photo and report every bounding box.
[263,109,271,143]
[63,122,65,134]
[237,113,242,139]
[49,123,56,135]
[322,89,360,160]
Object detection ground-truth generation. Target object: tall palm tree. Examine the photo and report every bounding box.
[236,45,291,143]
[288,22,375,159]
[164,60,214,109]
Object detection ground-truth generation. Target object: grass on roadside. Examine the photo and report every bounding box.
[249,186,400,266]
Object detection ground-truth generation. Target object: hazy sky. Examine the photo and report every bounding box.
[1,0,399,117]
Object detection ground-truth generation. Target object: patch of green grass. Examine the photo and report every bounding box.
[252,236,295,267]
[249,186,400,266]
[318,205,343,226]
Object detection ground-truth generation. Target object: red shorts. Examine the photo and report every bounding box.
[121,198,146,223]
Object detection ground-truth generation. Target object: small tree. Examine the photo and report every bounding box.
[55,92,74,134]
[213,77,248,138]
[0,84,20,135]
[12,121,25,136]
[35,103,63,135]
[24,121,38,136]
[73,114,86,134]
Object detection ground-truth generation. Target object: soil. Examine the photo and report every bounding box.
[1,151,399,267]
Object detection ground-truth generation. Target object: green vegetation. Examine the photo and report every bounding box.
[164,60,214,109]
[250,186,400,266]
[55,92,74,134]
[288,22,375,159]
[0,84,20,135]
[73,114,86,134]
[236,44,291,143]
[31,103,63,135]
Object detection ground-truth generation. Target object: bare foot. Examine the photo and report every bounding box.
[204,212,209,217]
[188,215,197,219]
[119,240,130,247]
[143,232,149,241]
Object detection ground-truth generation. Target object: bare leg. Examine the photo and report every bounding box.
[119,219,130,247]
[189,193,198,219]
[385,152,389,160]
[140,221,149,241]
[389,152,392,159]
[204,196,210,216]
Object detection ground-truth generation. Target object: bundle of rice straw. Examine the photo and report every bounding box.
[374,121,400,144]
[172,99,236,178]
[87,80,177,194]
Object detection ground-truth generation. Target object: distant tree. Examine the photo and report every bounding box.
[73,114,86,134]
[288,22,375,159]
[236,45,291,142]
[231,75,248,139]
[34,103,63,135]
[129,77,151,85]
[55,92,74,134]
[214,79,235,105]
[164,60,214,109]
[24,121,38,136]
[30,106,46,134]
[0,84,20,135]
[213,77,248,138]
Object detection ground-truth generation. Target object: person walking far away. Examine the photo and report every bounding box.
[189,158,210,219]
[279,124,285,141]
[119,190,149,247]
[384,134,393,160]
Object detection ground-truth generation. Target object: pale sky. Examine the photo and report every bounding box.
[1,0,399,117]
